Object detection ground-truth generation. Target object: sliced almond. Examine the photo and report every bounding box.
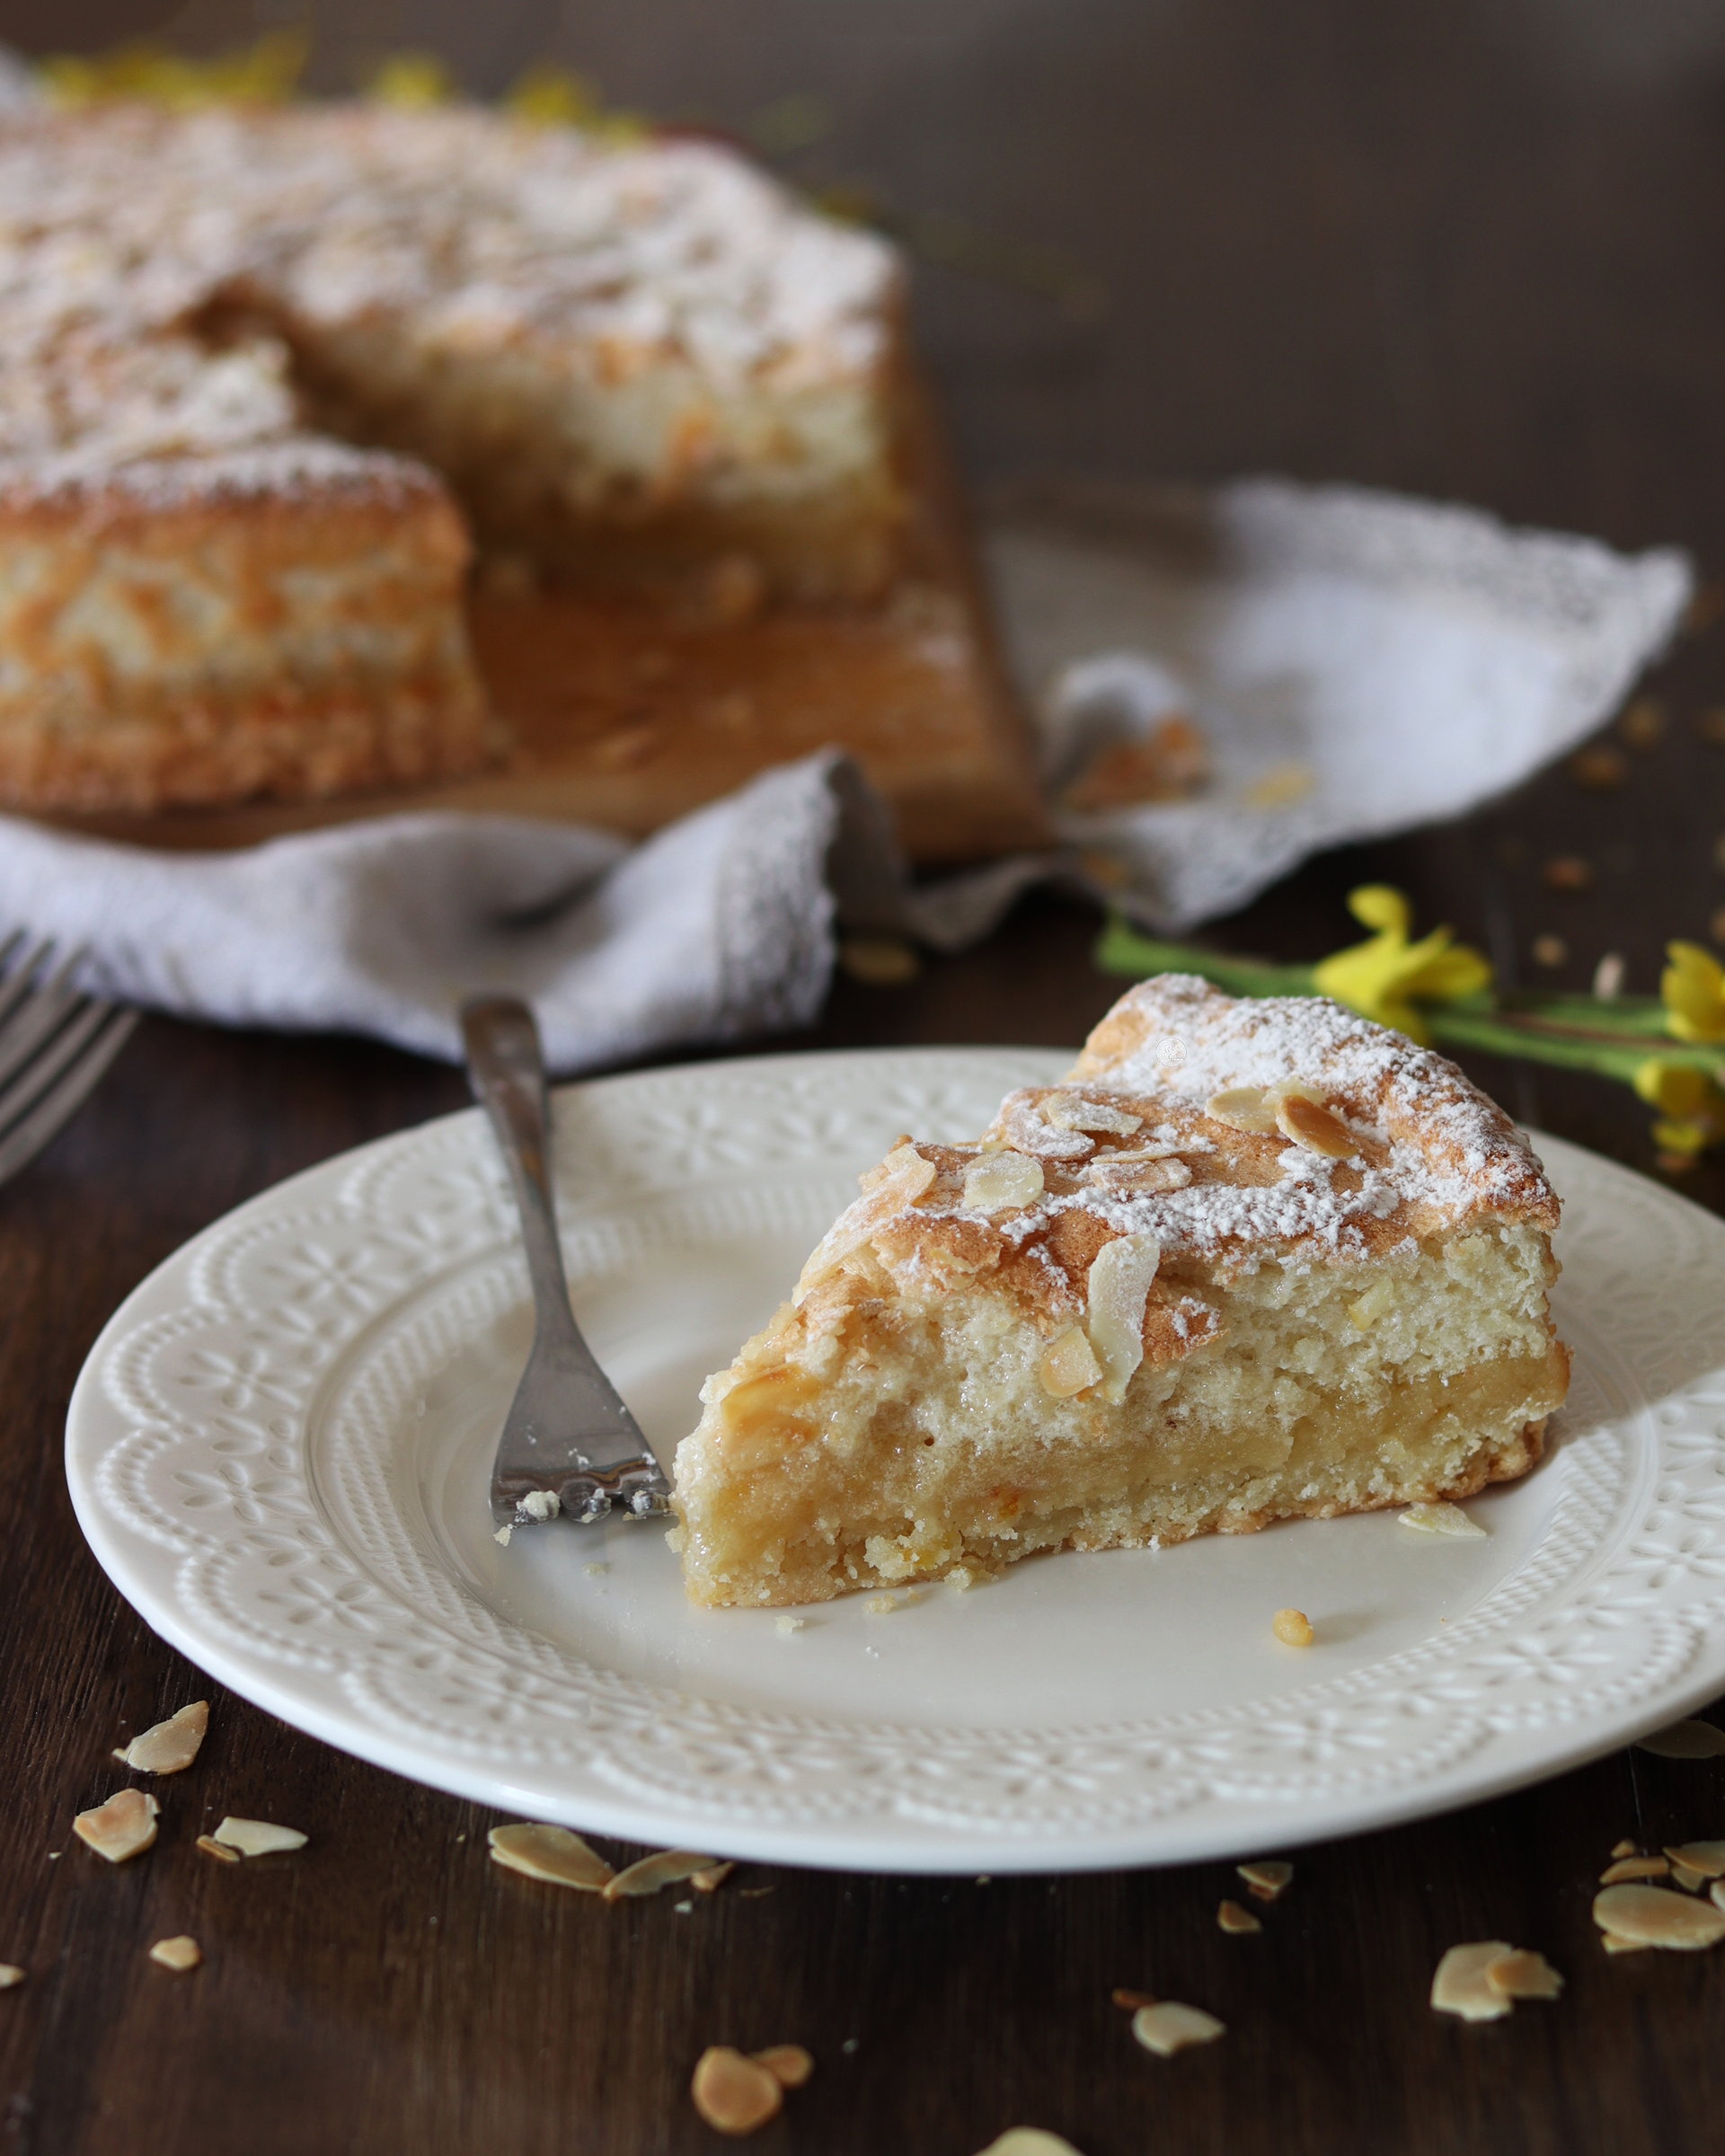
[1084,1232,1161,1403]
[1275,1092,1358,1158]
[1216,1899,1261,1935]
[0,1967,23,1991]
[487,1822,612,1891]
[1271,1608,1314,1647]
[196,1833,241,1865]
[1671,1862,1707,1894]
[1600,1856,1668,1884]
[1634,1719,1725,1759]
[1593,1883,1725,1950]
[73,1789,159,1864]
[1485,1948,1563,2001]
[1430,1940,1516,2021]
[1041,1093,1142,1136]
[1610,1839,1639,1859]
[796,1147,935,1300]
[1398,1503,1487,1541]
[751,2045,814,2089]
[1237,1860,1293,1900]
[962,1151,1045,1215]
[603,1849,721,1901]
[1039,1325,1102,1400]
[1666,1841,1725,1878]
[113,1701,208,1776]
[148,1935,201,1973]
[1110,1987,1157,2010]
[1206,1087,1279,1135]
[1085,1151,1192,1195]
[211,1816,306,1858]
[691,1861,736,1894]
[1130,2001,1225,2056]
[974,2134,1084,2156]
[690,2046,783,2134]
[1603,1932,1650,1955]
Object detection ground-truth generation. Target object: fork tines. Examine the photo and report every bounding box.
[0,933,137,1188]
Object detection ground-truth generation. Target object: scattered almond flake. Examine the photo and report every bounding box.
[1711,1881,1725,1913]
[963,1151,1046,1215]
[1593,1883,1725,1950]
[751,2045,814,2090]
[1131,2001,1225,2056]
[974,2134,1084,2156]
[518,1489,560,1523]
[1671,1862,1707,1894]
[674,1900,694,1914]
[1244,762,1313,809]
[774,1615,804,1636]
[1600,1856,1668,1884]
[796,1144,935,1300]
[1398,1502,1487,1541]
[690,2046,783,2134]
[1634,1719,1725,1758]
[1110,1987,1158,2010]
[1237,1861,1293,1900]
[1593,952,1627,1001]
[1531,933,1569,968]
[148,1935,201,1973]
[1042,1092,1142,1136]
[1665,1842,1725,1878]
[1271,1608,1314,1648]
[602,1849,721,1901]
[1084,1232,1160,1403]
[1205,1085,1278,1135]
[1485,1949,1563,2001]
[865,1595,897,1614]
[493,1524,512,1546]
[838,936,920,987]
[1275,1092,1357,1158]
[1610,1838,1639,1859]
[1602,1931,1650,1955]
[738,1886,775,1898]
[1216,1899,1261,1935]
[1085,1151,1192,1194]
[691,1861,736,1894]
[73,1789,159,1864]
[196,1833,241,1865]
[0,1968,22,1990]
[1620,696,1667,750]
[212,1817,306,1857]
[1542,855,1594,893]
[1430,1941,1516,2021]
[1039,1324,1103,1400]
[488,1822,613,1891]
[113,1700,208,1775]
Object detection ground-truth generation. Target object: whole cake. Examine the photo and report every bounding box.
[670,976,1571,1607]
[0,102,911,812]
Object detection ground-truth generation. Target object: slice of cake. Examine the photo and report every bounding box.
[669,976,1570,1606]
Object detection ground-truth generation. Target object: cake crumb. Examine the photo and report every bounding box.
[148,1936,201,1973]
[493,1525,512,1546]
[774,1615,804,1636]
[1271,1607,1314,1647]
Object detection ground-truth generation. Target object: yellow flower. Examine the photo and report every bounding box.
[1634,1057,1725,1157]
[1662,941,1725,1043]
[42,31,305,108]
[368,53,456,109]
[1311,887,1493,1045]
[505,65,602,128]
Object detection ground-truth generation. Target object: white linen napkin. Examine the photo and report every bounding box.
[0,478,1689,1072]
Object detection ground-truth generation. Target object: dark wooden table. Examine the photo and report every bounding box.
[7,3,1725,2150]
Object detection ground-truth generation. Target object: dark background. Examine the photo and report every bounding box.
[1,3,1724,2151]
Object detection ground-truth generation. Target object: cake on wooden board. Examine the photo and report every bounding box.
[0,100,1043,853]
[669,976,1570,1607]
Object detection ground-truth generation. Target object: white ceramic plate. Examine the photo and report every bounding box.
[66,1047,1725,1875]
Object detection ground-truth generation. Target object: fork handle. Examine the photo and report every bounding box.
[459,997,579,1346]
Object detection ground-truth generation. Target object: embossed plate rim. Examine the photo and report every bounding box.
[64,1046,1725,1874]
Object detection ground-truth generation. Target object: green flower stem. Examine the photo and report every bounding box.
[1092,917,1725,1085]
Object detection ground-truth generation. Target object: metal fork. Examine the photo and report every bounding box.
[461,994,674,1529]
[0,933,137,1190]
